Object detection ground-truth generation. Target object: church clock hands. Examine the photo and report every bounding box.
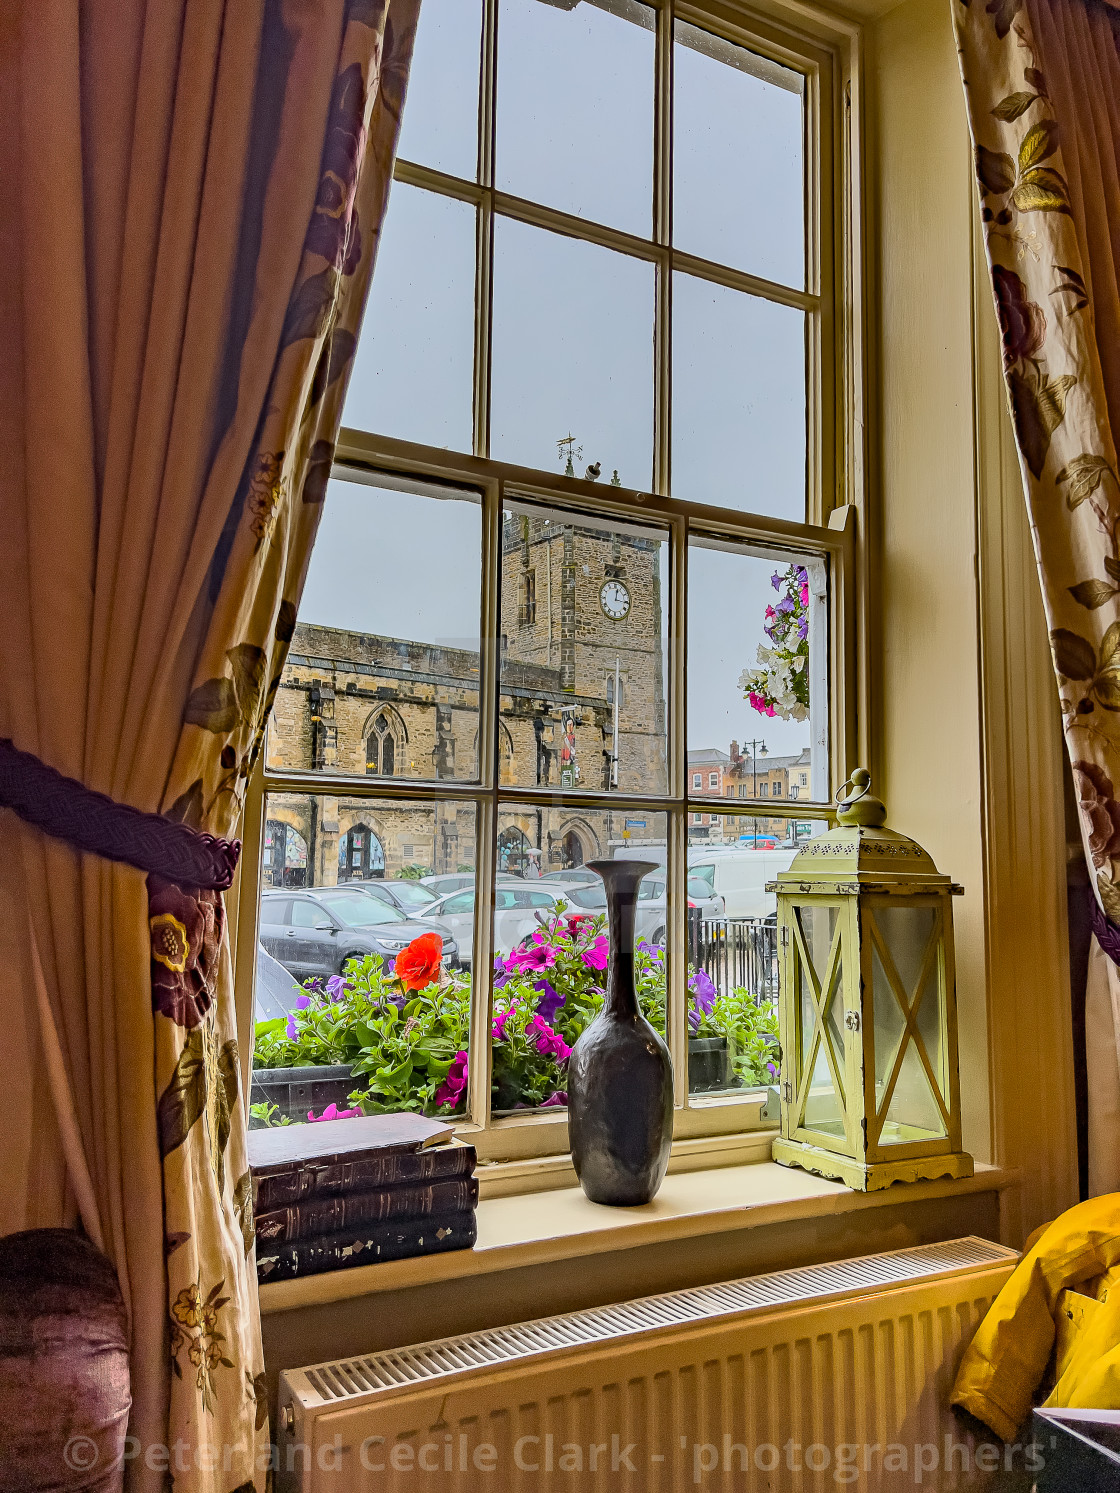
[599,579,631,621]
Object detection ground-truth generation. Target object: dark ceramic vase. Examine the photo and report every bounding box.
[567,859,674,1205]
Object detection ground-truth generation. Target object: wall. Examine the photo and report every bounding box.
[868,0,1077,1240]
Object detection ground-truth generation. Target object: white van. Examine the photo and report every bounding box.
[687,845,802,919]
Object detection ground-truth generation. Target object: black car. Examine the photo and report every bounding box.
[259,887,458,981]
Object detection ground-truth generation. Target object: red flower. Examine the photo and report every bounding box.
[305,63,367,276]
[148,874,224,1028]
[1074,761,1120,869]
[394,932,444,992]
[993,265,1046,369]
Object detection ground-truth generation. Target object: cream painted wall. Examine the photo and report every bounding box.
[867,0,1077,1240]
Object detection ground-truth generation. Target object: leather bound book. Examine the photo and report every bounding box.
[256,1210,478,1283]
[248,1111,457,1208]
[251,1141,476,1214]
[255,1176,480,1244]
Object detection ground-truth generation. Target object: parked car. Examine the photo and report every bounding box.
[346,878,440,915]
[420,871,522,898]
[538,867,601,886]
[255,944,305,1021]
[559,874,724,945]
[423,884,573,965]
[259,888,459,981]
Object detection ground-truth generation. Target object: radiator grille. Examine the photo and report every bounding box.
[297,1235,1013,1406]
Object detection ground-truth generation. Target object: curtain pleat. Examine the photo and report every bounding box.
[954,0,1120,1193]
[0,1,420,1486]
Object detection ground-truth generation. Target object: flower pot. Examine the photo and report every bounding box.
[687,1035,736,1093]
[249,1063,358,1126]
[567,860,674,1205]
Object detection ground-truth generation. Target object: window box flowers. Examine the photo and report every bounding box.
[252,920,779,1121]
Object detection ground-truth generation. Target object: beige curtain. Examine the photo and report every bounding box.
[0,1,419,1487]
[955,0,1120,1193]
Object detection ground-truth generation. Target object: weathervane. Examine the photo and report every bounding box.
[557,433,583,478]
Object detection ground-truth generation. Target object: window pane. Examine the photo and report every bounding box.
[688,539,827,803]
[396,0,482,180]
[491,217,655,488]
[490,806,666,1115]
[685,811,822,1099]
[265,474,482,782]
[672,273,806,517]
[342,184,474,451]
[673,21,805,286]
[499,500,668,795]
[253,794,477,1126]
[496,0,655,237]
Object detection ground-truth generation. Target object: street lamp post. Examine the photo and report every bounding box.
[746,737,768,796]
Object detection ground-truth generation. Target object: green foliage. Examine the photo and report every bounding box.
[249,1100,291,1128]
[397,864,431,881]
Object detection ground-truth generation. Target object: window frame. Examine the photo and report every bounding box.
[238,0,865,1168]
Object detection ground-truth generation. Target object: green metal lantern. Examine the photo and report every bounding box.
[770,770,973,1191]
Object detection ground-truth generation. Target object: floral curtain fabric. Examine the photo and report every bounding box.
[0,1,419,1488]
[954,0,1120,1192]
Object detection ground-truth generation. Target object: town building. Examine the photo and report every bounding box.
[262,512,668,887]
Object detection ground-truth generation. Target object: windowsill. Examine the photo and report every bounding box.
[257,1156,1017,1316]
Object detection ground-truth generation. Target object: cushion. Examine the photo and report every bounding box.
[0,1229,131,1492]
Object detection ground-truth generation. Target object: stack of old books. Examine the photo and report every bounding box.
[250,1112,478,1284]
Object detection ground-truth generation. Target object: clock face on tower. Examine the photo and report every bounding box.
[599,579,631,621]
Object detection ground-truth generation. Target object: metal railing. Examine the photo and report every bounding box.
[687,911,779,1004]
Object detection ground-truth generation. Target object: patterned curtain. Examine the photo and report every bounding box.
[0,1,419,1487]
[954,0,1120,1194]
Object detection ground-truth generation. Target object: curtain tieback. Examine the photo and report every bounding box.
[1090,889,1120,967]
[0,738,240,890]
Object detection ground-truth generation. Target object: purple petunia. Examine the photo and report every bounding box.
[295,992,312,1010]
[325,974,347,998]
[534,979,565,1023]
[689,969,717,1013]
[771,572,783,591]
[541,1090,568,1107]
[285,1014,298,1041]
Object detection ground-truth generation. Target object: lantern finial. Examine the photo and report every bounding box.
[835,768,887,828]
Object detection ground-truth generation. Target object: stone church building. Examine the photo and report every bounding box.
[262,511,668,888]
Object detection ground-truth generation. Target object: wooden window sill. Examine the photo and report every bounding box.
[257,1156,1016,1316]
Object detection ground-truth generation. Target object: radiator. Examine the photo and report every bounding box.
[277,1236,1018,1492]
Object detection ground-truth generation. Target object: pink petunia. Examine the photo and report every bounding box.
[435,1051,469,1108]
[491,1006,514,1041]
[506,942,558,972]
[525,1015,571,1064]
[800,584,809,607]
[581,935,609,972]
[308,1103,362,1122]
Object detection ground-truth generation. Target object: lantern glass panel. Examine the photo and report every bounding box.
[794,904,845,1136]
[869,904,948,1144]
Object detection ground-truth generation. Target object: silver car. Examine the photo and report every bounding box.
[561,873,724,946]
[422,884,571,965]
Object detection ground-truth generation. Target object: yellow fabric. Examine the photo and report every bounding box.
[956,0,1120,1190]
[951,1194,1120,1441]
[0,1,419,1486]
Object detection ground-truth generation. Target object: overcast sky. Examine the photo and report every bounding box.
[299,0,812,765]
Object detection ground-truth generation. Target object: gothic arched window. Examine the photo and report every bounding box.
[365,710,399,777]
